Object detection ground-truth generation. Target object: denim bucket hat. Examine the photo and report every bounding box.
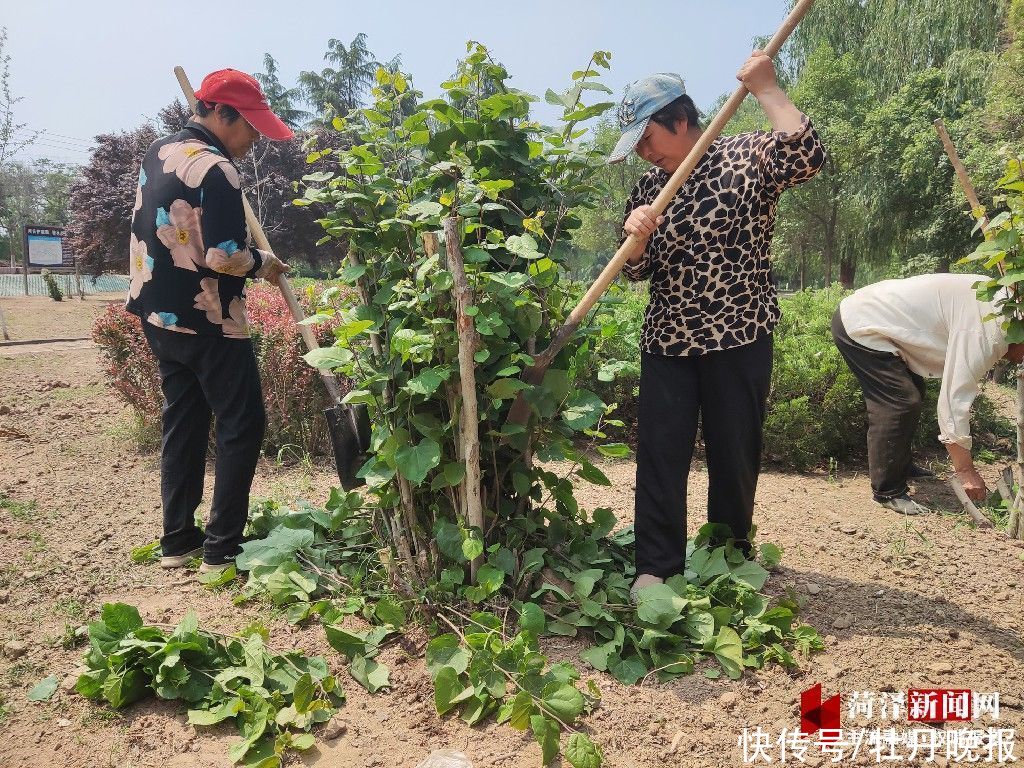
[608,73,687,164]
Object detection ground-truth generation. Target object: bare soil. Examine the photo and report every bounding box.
[0,294,1022,768]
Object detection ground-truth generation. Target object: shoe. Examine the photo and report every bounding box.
[907,463,935,479]
[879,494,928,516]
[629,574,665,604]
[159,546,203,569]
[198,560,235,575]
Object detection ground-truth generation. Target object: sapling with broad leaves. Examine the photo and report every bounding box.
[288,43,821,767]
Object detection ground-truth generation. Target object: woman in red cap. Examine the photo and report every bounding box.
[125,68,293,576]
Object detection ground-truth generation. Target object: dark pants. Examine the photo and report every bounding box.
[143,323,266,564]
[831,308,924,502]
[634,334,773,578]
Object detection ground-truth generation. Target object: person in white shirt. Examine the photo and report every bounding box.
[831,273,1024,515]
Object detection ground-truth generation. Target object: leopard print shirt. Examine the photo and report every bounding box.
[622,115,825,356]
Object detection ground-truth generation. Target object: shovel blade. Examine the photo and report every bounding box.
[325,404,369,490]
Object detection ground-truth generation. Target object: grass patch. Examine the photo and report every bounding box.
[103,414,160,452]
[52,598,86,620]
[46,383,106,402]
[0,496,37,522]
[6,661,42,688]
[80,708,123,727]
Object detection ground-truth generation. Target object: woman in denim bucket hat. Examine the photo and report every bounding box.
[614,51,826,599]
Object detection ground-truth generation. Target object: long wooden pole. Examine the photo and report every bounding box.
[934,119,990,235]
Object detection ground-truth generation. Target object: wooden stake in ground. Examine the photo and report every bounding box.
[1014,368,1024,539]
[934,119,990,233]
[443,218,484,579]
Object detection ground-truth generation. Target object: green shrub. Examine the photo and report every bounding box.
[764,286,866,468]
[41,269,63,301]
[575,283,645,429]
[577,284,1013,470]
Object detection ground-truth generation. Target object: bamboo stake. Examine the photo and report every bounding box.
[443,217,484,580]
[934,119,991,237]
[396,474,428,580]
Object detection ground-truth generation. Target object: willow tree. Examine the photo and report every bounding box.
[784,0,1007,100]
[780,44,873,287]
[959,0,1024,203]
[769,0,1010,285]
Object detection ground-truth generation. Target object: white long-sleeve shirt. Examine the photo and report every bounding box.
[839,273,1008,450]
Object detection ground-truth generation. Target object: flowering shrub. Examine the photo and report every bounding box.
[246,283,346,456]
[92,282,350,456]
[92,301,163,426]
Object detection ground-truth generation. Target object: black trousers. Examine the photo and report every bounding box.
[831,308,924,502]
[143,323,266,564]
[634,334,773,578]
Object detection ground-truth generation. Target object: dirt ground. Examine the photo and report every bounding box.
[1,294,1023,768]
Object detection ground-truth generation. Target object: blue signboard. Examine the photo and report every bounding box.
[25,225,74,268]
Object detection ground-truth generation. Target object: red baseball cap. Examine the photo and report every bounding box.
[194,68,294,141]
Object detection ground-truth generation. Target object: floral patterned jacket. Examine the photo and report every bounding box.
[125,121,271,338]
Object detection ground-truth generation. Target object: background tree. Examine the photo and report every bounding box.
[960,0,1024,212]
[255,53,310,128]
[0,159,76,265]
[65,125,157,275]
[780,45,872,287]
[0,27,38,171]
[568,119,645,278]
[0,161,39,266]
[857,68,988,279]
[33,159,76,226]
[242,136,334,273]
[156,99,191,134]
[759,0,1016,287]
[299,33,380,121]
[784,0,1006,100]
[0,26,41,266]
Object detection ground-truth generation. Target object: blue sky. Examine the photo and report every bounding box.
[3,0,790,165]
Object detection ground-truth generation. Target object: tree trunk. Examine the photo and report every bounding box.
[823,199,838,286]
[443,217,485,578]
[839,255,856,289]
